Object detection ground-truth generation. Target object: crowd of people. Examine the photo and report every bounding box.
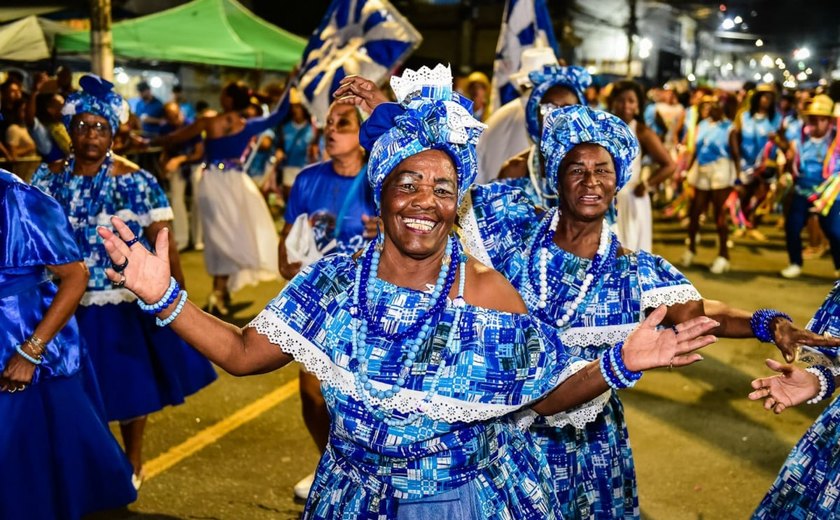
[2,45,840,520]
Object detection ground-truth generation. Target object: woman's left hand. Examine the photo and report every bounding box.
[748,358,820,414]
[0,353,36,392]
[772,319,840,363]
[333,76,389,113]
[622,305,718,372]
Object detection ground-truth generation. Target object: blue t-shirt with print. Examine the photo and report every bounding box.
[284,161,376,255]
[695,119,732,166]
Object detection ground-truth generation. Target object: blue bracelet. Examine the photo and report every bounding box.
[750,309,793,343]
[156,290,188,327]
[15,344,42,365]
[805,365,836,404]
[608,346,633,388]
[611,342,642,384]
[137,277,180,314]
[600,353,626,390]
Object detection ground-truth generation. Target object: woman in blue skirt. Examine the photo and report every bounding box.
[750,281,840,519]
[1,168,136,518]
[31,75,217,489]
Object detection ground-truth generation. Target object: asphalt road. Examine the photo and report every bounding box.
[87,215,837,520]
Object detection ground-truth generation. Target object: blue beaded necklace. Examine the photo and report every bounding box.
[523,208,618,332]
[350,234,467,426]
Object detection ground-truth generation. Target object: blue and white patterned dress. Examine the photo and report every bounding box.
[463,182,702,519]
[31,159,217,421]
[753,281,840,519]
[248,253,604,519]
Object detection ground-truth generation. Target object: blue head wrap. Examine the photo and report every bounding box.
[541,105,639,197]
[525,65,592,143]
[359,65,487,209]
[61,75,127,136]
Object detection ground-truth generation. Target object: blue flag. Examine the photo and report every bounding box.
[297,0,422,125]
[491,0,559,110]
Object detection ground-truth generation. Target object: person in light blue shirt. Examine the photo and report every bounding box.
[129,81,165,136]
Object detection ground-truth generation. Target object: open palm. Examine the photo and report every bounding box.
[97,216,172,304]
[622,305,718,372]
[748,359,821,414]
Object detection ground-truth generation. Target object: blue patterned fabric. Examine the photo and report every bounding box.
[541,106,640,197]
[525,65,591,143]
[0,169,137,516]
[32,159,173,297]
[753,281,840,520]
[466,182,701,519]
[361,66,486,208]
[61,75,127,135]
[248,253,573,519]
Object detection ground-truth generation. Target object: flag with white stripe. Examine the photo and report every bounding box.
[491,0,559,111]
[297,0,422,125]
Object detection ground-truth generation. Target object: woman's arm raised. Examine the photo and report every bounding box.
[98,217,293,376]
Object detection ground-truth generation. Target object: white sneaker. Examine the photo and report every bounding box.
[680,249,695,267]
[294,473,315,500]
[709,256,730,274]
[780,264,802,279]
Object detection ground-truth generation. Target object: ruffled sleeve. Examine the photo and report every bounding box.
[0,169,81,267]
[798,282,840,374]
[636,251,702,311]
[112,169,174,226]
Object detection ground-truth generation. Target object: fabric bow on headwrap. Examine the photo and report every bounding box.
[61,74,128,136]
[525,65,592,143]
[540,104,640,197]
[360,64,487,209]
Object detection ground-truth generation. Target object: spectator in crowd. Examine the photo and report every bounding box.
[130,81,165,136]
[171,84,196,123]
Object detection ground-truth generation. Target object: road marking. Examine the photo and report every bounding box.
[144,378,299,481]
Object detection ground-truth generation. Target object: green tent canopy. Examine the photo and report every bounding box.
[56,0,306,70]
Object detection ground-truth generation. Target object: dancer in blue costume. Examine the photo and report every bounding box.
[495,64,592,208]
[31,75,217,489]
[0,169,136,518]
[750,282,840,519]
[461,105,840,519]
[98,65,718,519]
[153,81,283,316]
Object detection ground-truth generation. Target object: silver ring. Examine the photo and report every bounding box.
[7,387,16,393]
[112,273,126,288]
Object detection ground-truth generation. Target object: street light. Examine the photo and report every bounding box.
[639,37,653,59]
[761,55,773,68]
[755,39,763,47]
[762,72,773,83]
[734,15,743,24]
[793,47,811,60]
[721,18,735,30]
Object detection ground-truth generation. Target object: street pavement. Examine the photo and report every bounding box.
[88,215,836,520]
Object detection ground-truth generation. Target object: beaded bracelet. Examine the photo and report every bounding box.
[137,277,180,315]
[156,290,188,327]
[600,353,626,390]
[750,309,792,343]
[15,344,42,365]
[805,365,836,404]
[610,342,642,385]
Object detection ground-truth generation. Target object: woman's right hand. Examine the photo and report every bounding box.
[333,76,389,113]
[748,359,821,414]
[97,216,172,304]
[622,305,718,372]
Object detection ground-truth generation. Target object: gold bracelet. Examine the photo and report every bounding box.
[27,334,46,351]
[20,341,44,361]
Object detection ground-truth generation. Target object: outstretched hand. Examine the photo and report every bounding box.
[622,305,718,372]
[333,76,389,113]
[772,319,840,363]
[97,216,172,304]
[748,359,821,414]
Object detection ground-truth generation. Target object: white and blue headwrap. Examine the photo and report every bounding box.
[359,64,487,209]
[61,75,128,136]
[541,104,639,196]
[525,65,592,143]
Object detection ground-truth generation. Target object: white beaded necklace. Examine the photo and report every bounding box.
[534,209,611,328]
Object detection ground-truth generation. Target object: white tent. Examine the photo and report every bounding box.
[0,16,71,62]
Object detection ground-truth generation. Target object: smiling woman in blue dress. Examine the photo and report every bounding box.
[97,65,718,519]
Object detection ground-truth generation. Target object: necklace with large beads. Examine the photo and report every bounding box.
[525,208,615,330]
[350,235,466,426]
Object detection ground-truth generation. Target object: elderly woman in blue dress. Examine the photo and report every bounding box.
[749,282,840,519]
[456,105,840,519]
[31,75,217,489]
[1,169,136,518]
[98,65,718,519]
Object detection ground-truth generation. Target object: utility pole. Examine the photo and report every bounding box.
[90,0,114,81]
[627,0,637,78]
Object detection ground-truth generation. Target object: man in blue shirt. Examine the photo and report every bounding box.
[130,81,164,136]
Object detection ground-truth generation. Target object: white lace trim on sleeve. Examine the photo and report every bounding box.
[513,359,611,430]
[640,284,702,310]
[457,191,494,268]
[94,207,174,228]
[561,323,638,348]
[80,288,137,306]
[248,310,529,424]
